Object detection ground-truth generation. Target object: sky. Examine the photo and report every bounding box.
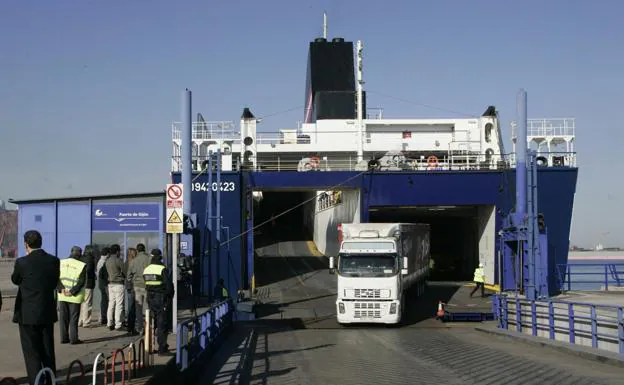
[0,0,622,248]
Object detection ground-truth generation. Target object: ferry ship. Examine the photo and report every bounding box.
[170,20,578,298]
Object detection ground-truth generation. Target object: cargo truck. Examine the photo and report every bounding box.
[329,223,431,325]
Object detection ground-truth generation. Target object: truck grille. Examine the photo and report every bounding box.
[354,302,381,318]
[354,288,381,299]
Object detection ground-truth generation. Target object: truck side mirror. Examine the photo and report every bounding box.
[329,256,335,274]
[403,257,408,269]
[401,268,408,275]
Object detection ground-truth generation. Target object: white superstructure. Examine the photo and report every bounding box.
[170,33,576,173]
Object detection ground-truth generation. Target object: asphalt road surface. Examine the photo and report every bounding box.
[194,240,624,384]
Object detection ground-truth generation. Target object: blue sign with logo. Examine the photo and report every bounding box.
[92,203,161,232]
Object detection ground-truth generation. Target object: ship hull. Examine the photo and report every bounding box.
[172,167,577,296]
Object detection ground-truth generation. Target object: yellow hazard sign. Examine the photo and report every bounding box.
[167,210,182,224]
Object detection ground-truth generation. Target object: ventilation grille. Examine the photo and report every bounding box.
[354,302,381,318]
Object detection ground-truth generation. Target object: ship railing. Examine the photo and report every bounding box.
[170,151,578,173]
[556,263,624,292]
[172,121,238,141]
[492,294,624,356]
[507,151,577,168]
[510,118,576,139]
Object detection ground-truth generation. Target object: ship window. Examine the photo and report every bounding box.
[34,215,42,222]
[402,131,411,139]
[485,123,493,143]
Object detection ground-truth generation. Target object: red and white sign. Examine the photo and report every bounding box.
[166,184,184,233]
[167,184,183,200]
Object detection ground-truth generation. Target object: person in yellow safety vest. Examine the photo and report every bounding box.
[214,278,228,301]
[470,262,486,298]
[57,246,87,344]
[142,249,174,356]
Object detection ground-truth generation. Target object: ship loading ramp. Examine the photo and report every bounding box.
[369,204,496,322]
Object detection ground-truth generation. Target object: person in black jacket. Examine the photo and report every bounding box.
[11,230,60,385]
[97,247,110,325]
[79,245,97,327]
[143,249,174,355]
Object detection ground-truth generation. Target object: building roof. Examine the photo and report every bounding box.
[8,190,165,205]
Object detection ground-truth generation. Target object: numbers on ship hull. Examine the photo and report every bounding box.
[192,182,236,192]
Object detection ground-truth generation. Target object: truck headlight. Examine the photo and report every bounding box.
[338,302,345,314]
[389,303,397,314]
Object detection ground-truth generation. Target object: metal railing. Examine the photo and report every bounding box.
[172,121,237,141]
[171,150,577,173]
[493,294,624,355]
[176,299,234,371]
[557,263,624,291]
[511,118,576,138]
[26,309,157,385]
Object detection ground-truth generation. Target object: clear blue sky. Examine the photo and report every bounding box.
[1,0,622,247]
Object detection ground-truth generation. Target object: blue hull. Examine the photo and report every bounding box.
[173,167,578,297]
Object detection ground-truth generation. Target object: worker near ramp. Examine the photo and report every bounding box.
[470,262,486,298]
[58,246,87,344]
[142,249,174,355]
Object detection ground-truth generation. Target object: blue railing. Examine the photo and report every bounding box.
[493,294,624,355]
[176,299,234,371]
[556,263,624,291]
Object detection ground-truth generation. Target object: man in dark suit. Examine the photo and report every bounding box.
[11,230,60,384]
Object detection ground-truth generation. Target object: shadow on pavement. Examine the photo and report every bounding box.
[195,320,334,385]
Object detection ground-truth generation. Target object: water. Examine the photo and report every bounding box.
[562,259,624,291]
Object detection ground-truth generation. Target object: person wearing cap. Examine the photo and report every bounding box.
[470,262,486,298]
[143,249,174,355]
[58,246,87,344]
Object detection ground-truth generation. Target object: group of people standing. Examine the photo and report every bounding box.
[10,230,174,385]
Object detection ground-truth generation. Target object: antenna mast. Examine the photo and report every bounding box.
[323,11,328,39]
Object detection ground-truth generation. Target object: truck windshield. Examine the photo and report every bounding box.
[337,253,397,277]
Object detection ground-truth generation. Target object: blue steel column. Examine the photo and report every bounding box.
[216,149,222,289]
[205,150,213,296]
[515,89,527,224]
[181,89,192,214]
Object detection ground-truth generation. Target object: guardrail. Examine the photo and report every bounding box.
[25,309,157,385]
[176,299,234,371]
[171,150,577,173]
[493,294,624,355]
[557,263,624,291]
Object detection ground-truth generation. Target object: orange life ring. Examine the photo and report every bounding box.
[427,155,439,169]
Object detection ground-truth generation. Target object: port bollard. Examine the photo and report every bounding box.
[111,348,126,385]
[65,359,85,384]
[92,353,108,385]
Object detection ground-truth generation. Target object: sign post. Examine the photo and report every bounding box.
[166,183,184,333]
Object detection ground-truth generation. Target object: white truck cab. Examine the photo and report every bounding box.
[329,223,430,325]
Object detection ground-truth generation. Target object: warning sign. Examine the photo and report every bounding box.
[165,183,184,233]
[167,210,182,224]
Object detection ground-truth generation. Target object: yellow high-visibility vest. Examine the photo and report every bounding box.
[143,264,166,286]
[473,267,485,283]
[58,258,86,304]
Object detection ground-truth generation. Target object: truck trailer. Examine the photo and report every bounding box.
[329,222,431,325]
